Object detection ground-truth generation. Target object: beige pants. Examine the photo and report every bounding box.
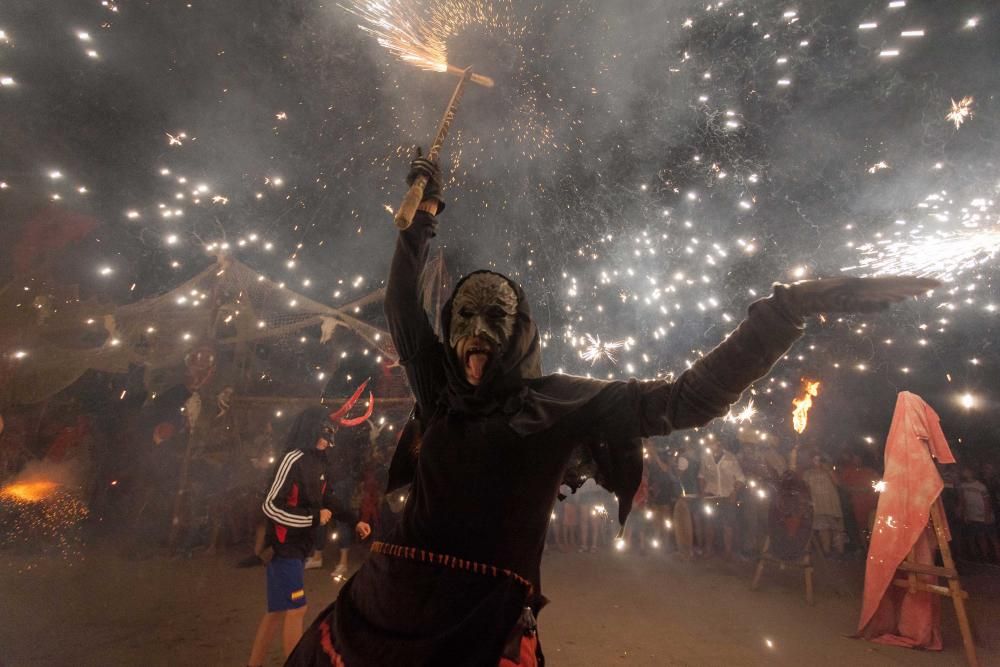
[674,497,695,557]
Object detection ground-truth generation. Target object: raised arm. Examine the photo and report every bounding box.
[651,276,937,431]
[590,276,938,437]
[652,294,803,431]
[568,277,934,525]
[384,158,448,420]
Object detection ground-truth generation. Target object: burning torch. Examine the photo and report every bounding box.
[790,379,820,470]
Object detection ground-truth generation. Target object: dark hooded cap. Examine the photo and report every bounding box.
[283,405,331,454]
[389,269,645,526]
[439,270,543,417]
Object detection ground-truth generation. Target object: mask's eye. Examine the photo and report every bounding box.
[459,308,475,319]
[487,306,507,319]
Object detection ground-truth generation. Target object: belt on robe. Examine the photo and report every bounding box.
[370,540,534,594]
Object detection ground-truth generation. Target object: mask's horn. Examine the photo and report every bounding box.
[328,378,374,426]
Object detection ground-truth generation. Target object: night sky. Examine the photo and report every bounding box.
[1,0,998,455]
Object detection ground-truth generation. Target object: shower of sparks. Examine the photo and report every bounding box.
[725,398,757,423]
[847,188,999,282]
[867,161,889,174]
[2,0,999,549]
[580,334,625,366]
[342,0,564,160]
[1,480,59,502]
[791,379,820,434]
[1,482,89,563]
[945,96,974,129]
[340,0,448,72]
[854,227,1000,281]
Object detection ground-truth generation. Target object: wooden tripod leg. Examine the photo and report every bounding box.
[809,532,827,567]
[804,549,815,606]
[931,501,979,667]
[751,537,769,591]
[949,578,979,667]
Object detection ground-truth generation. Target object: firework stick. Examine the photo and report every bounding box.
[395,67,473,230]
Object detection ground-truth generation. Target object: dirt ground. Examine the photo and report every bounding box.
[1,542,997,666]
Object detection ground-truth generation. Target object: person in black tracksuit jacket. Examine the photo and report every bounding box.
[248,406,371,666]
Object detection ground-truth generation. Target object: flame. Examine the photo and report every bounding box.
[791,379,821,434]
[1,480,60,502]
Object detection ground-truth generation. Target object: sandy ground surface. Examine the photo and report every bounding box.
[1,542,998,667]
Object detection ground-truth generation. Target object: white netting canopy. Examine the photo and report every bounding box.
[1,255,402,407]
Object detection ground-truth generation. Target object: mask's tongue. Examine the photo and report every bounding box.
[466,352,490,384]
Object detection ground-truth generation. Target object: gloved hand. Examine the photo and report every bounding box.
[406,147,445,213]
[773,276,939,319]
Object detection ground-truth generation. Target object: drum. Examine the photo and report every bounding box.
[767,472,814,561]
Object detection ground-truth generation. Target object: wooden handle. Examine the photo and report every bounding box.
[394,175,427,230]
[393,69,475,231]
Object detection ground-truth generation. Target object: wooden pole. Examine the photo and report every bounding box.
[167,258,226,550]
[394,68,473,230]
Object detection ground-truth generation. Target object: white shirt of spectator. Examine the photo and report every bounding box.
[960,480,989,523]
[699,450,746,497]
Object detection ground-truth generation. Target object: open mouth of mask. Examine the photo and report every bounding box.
[462,339,494,385]
[449,273,519,386]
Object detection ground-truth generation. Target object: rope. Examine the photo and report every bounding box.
[370,540,533,593]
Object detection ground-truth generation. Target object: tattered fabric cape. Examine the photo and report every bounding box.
[857,391,955,649]
[288,212,803,666]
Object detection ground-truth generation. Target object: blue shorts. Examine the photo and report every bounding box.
[266,557,306,612]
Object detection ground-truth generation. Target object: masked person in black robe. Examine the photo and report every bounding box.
[287,157,936,666]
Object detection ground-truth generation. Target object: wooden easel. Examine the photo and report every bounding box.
[890,498,979,667]
[750,535,816,605]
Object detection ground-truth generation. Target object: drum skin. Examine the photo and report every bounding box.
[767,473,814,561]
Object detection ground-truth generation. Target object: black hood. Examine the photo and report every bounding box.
[439,270,542,417]
[283,405,330,454]
[389,269,644,526]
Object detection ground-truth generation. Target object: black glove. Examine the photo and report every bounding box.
[406,148,445,213]
[773,276,939,319]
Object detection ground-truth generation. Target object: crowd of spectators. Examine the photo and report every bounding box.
[3,396,998,572]
[545,434,1000,567]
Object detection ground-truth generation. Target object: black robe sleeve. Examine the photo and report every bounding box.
[640,294,804,433]
[384,211,447,492]
[384,210,447,422]
[572,295,804,524]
